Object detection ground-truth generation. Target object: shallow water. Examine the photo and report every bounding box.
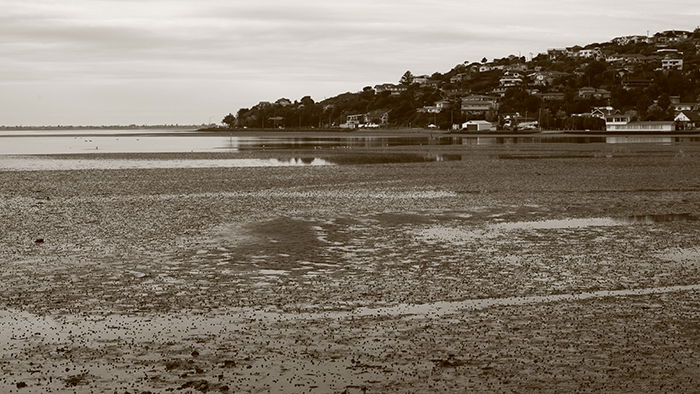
[1,129,699,155]
[1,285,697,337]
[0,154,453,170]
[0,157,335,171]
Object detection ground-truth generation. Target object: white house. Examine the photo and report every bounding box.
[374,83,408,96]
[674,111,700,130]
[462,120,497,132]
[661,58,683,71]
[499,76,523,87]
[341,114,364,129]
[612,35,649,45]
[576,48,603,59]
[606,121,675,132]
[412,75,430,85]
[461,95,499,113]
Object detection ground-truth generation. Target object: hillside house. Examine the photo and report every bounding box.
[612,35,649,45]
[623,78,653,90]
[499,75,523,87]
[661,57,683,71]
[461,95,499,114]
[535,92,565,101]
[547,48,571,60]
[275,98,292,107]
[342,114,364,128]
[479,63,506,73]
[419,100,450,114]
[576,48,604,59]
[579,87,611,100]
[529,71,569,86]
[365,110,390,125]
[656,48,682,55]
[412,75,430,85]
[671,102,698,112]
[435,100,450,110]
[418,106,441,114]
[374,84,408,96]
[654,30,691,44]
[605,54,626,63]
[504,63,528,72]
[423,80,441,89]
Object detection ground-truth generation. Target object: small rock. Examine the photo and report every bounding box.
[222,360,236,368]
[179,380,210,393]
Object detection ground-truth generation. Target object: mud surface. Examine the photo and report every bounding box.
[1,135,699,392]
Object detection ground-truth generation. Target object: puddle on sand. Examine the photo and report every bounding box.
[342,284,700,319]
[621,213,699,224]
[492,217,624,231]
[655,247,700,263]
[492,214,699,231]
[2,285,698,343]
[416,213,700,243]
[194,217,330,273]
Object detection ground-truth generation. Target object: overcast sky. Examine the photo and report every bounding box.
[1,0,699,126]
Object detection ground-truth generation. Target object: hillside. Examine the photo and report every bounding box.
[227,29,700,131]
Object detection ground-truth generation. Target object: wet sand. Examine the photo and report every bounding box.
[1,137,699,392]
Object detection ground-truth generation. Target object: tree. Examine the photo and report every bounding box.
[400,70,414,85]
[300,96,315,106]
[222,113,236,128]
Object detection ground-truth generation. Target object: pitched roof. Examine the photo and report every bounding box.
[675,111,700,122]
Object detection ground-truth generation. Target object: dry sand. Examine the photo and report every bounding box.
[1,136,699,392]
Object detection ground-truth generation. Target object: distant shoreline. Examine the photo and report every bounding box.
[0,125,202,131]
[195,127,700,136]
[1,127,698,138]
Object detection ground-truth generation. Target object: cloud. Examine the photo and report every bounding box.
[1,0,700,124]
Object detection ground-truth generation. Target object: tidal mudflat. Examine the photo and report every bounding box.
[1,131,699,393]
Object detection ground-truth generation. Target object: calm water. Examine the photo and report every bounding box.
[1,129,699,155]
[0,154,454,171]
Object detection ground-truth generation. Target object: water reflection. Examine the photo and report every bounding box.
[1,130,699,155]
[462,136,607,145]
[0,154,461,171]
[461,136,699,145]
[0,157,335,171]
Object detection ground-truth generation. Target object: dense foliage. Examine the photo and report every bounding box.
[227,29,700,130]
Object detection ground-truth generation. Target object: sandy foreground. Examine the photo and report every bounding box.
[0,137,699,393]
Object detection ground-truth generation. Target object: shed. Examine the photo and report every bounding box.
[462,120,496,132]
